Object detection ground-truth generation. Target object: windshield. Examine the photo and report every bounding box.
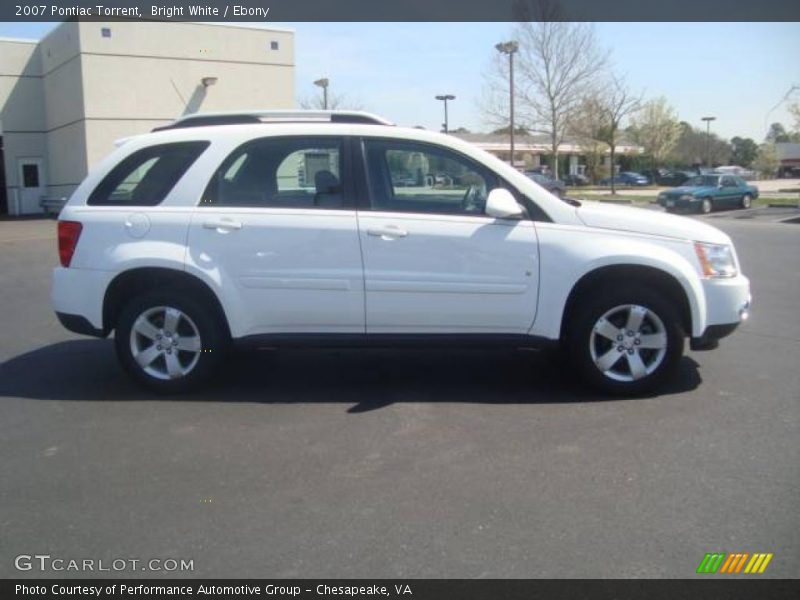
[684,175,719,187]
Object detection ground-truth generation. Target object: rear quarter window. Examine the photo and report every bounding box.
[88,141,209,206]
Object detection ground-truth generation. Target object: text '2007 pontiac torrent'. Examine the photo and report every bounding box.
[52,111,751,395]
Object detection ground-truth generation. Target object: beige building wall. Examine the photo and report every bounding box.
[0,21,295,215]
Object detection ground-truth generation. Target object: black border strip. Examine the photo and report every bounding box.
[3,0,800,22]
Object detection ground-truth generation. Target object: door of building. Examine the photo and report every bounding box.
[17,158,44,214]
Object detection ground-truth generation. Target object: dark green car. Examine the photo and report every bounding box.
[657,174,759,214]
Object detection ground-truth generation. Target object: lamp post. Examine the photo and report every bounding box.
[495,40,519,167]
[701,116,716,167]
[314,78,330,110]
[435,94,455,133]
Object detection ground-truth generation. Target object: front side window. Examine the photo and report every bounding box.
[88,142,209,206]
[363,140,497,216]
[202,137,345,209]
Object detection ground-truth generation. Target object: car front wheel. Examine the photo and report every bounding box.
[115,290,227,393]
[700,198,713,214]
[741,194,752,209]
[567,285,685,395]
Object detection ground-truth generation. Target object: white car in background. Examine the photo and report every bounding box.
[52,111,751,395]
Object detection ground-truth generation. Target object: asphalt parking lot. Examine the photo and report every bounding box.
[0,211,798,579]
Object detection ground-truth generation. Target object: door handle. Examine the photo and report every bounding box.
[203,219,243,231]
[367,226,408,239]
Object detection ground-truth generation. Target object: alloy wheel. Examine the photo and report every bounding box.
[129,306,202,380]
[589,304,668,382]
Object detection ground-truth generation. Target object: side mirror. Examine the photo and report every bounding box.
[485,188,524,219]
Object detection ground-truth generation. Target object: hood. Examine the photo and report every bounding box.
[576,201,730,244]
[664,185,712,196]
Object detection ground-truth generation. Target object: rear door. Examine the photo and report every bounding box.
[186,136,365,337]
[355,138,540,335]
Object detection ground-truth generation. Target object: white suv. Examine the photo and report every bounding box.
[51,110,751,395]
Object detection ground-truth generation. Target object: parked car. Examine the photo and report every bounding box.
[600,171,649,186]
[640,169,691,187]
[524,171,566,197]
[562,173,590,187]
[52,110,751,396]
[657,174,759,214]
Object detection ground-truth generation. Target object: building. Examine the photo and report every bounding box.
[452,132,643,175]
[0,21,294,215]
[776,143,800,178]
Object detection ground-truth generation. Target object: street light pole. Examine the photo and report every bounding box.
[701,116,716,168]
[495,41,519,167]
[435,94,455,133]
[313,78,330,110]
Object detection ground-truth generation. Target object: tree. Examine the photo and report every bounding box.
[730,137,758,167]
[753,143,779,178]
[491,125,530,135]
[299,91,363,111]
[765,122,790,143]
[481,1,608,176]
[790,103,800,134]
[669,122,731,167]
[593,76,642,194]
[570,94,607,184]
[628,96,682,171]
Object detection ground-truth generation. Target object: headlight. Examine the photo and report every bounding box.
[694,242,737,278]
[680,194,695,201]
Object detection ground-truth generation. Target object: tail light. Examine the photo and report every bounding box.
[58,221,83,267]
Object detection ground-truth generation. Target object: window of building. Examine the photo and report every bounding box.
[202,137,346,209]
[270,41,279,50]
[101,27,112,38]
[363,140,497,216]
[22,164,40,188]
[88,142,209,206]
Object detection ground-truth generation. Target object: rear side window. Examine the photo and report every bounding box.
[202,136,347,209]
[88,141,209,206]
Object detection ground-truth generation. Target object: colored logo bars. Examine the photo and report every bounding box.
[696,553,774,574]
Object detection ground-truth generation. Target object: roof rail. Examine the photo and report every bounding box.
[152,110,394,132]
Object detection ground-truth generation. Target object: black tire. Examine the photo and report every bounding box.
[741,194,752,209]
[700,197,713,214]
[566,284,685,396]
[115,290,228,393]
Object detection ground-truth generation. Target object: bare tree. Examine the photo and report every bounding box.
[299,91,364,111]
[569,94,607,183]
[594,76,642,194]
[629,96,682,172]
[481,5,608,176]
[515,16,607,176]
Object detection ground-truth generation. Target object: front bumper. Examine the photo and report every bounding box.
[691,276,751,349]
[659,196,700,211]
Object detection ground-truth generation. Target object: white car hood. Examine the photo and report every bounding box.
[575,201,731,245]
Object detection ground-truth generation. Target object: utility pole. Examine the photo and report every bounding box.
[314,78,329,110]
[701,116,716,168]
[435,94,455,133]
[495,41,519,167]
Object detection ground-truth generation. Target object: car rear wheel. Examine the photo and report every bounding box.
[115,290,228,393]
[700,197,713,214]
[567,285,685,395]
[741,194,752,209]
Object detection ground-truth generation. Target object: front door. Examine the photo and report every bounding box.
[17,158,44,215]
[187,136,365,337]
[357,139,540,334]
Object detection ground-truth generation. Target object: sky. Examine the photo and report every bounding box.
[2,21,799,140]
